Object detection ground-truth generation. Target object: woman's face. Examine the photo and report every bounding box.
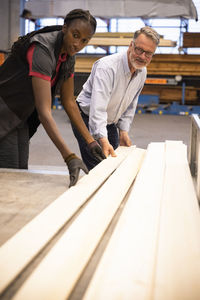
[62,19,94,56]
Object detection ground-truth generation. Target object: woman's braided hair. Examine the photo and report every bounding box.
[11,9,97,59]
[64,9,97,34]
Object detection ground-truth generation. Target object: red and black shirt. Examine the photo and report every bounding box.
[0,30,75,140]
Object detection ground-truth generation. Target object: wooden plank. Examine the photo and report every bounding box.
[0,146,134,294]
[75,55,102,73]
[77,141,200,300]
[147,54,200,76]
[88,32,171,47]
[188,114,200,202]
[92,32,164,39]
[93,32,134,38]
[12,148,145,300]
[83,143,165,300]
[154,141,200,300]
[88,37,132,46]
[183,33,200,48]
[88,37,176,47]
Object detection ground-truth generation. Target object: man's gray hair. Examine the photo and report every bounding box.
[133,26,160,46]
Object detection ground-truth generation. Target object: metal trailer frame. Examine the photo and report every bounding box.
[188,114,200,202]
[137,93,200,115]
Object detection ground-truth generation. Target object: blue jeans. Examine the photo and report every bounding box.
[71,106,119,170]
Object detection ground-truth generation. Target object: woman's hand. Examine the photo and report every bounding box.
[65,153,88,187]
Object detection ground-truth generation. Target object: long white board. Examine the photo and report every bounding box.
[13,148,145,300]
[0,146,135,294]
[83,141,200,300]
[83,142,165,299]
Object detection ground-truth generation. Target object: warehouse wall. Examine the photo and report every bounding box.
[0,0,22,51]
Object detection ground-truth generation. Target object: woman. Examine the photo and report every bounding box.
[0,9,105,187]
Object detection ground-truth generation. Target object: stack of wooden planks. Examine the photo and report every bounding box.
[0,142,199,300]
[183,33,200,48]
[141,85,199,104]
[88,32,176,48]
[75,54,200,76]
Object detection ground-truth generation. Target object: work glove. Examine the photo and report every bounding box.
[88,141,106,162]
[65,153,89,187]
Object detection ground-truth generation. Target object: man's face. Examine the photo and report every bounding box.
[62,19,94,56]
[128,33,157,70]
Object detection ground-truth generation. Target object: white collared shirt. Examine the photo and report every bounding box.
[77,51,147,139]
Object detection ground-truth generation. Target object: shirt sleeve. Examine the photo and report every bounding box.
[89,65,114,139]
[26,43,54,81]
[117,72,147,132]
[117,86,143,132]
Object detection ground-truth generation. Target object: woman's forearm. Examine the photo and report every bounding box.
[63,99,94,144]
[38,110,72,159]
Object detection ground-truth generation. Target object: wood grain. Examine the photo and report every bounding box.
[0,146,134,294]
[12,148,145,300]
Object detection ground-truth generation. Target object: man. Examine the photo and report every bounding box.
[72,26,160,170]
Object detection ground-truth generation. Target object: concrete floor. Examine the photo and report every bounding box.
[29,109,192,169]
[0,170,68,246]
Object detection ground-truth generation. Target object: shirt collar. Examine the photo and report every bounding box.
[122,50,142,76]
[59,52,67,62]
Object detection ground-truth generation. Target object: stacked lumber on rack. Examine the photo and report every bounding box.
[88,32,176,47]
[183,33,200,48]
[75,54,200,76]
[0,142,200,300]
[142,85,200,104]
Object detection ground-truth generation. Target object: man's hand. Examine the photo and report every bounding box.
[65,154,88,187]
[99,137,117,158]
[119,130,132,147]
[88,141,106,162]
